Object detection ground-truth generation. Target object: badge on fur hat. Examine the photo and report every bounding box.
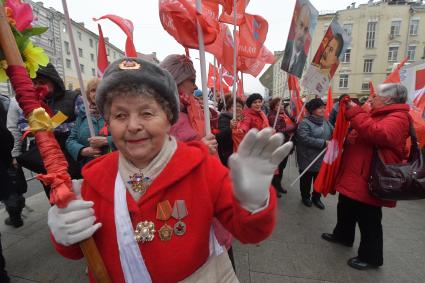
[119,60,141,70]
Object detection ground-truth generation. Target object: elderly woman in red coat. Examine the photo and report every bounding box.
[46,58,293,282]
[321,83,410,270]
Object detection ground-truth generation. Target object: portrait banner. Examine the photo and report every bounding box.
[302,18,351,96]
[281,0,318,78]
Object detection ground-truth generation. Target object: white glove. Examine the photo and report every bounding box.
[48,199,102,246]
[229,128,293,212]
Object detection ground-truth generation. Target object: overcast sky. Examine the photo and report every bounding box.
[40,0,358,93]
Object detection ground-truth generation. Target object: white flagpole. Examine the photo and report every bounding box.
[273,75,289,129]
[213,57,218,108]
[219,65,226,110]
[62,0,95,138]
[195,0,211,135]
[232,0,238,119]
[290,147,327,187]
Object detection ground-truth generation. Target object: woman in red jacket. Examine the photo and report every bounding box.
[46,58,293,282]
[321,83,410,270]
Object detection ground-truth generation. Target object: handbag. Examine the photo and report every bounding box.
[369,119,425,200]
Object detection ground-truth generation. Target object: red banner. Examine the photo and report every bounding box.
[288,74,303,120]
[219,0,247,25]
[238,13,268,58]
[96,24,108,77]
[325,86,333,119]
[159,0,219,48]
[93,14,137,57]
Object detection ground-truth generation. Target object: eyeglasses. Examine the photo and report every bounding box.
[90,89,97,92]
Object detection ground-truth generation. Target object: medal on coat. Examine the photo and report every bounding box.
[134,221,155,243]
[128,172,151,194]
[171,200,188,236]
[156,200,173,241]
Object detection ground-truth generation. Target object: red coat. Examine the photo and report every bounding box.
[51,141,277,283]
[239,108,270,133]
[335,104,410,207]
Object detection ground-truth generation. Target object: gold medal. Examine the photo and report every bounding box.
[158,223,173,241]
[171,200,188,236]
[134,221,155,243]
[128,172,151,194]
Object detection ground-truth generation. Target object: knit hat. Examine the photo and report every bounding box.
[246,93,263,108]
[96,57,179,124]
[193,89,203,98]
[159,54,196,86]
[305,98,325,113]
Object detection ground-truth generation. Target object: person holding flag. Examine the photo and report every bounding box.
[321,83,410,270]
[296,98,333,208]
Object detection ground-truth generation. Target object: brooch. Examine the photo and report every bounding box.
[128,172,151,194]
[134,221,155,243]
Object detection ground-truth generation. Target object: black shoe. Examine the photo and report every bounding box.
[302,198,312,207]
[4,217,23,228]
[312,197,325,209]
[321,233,352,247]
[347,257,378,270]
[276,192,282,198]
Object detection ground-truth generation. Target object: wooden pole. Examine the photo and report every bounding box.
[0,4,111,283]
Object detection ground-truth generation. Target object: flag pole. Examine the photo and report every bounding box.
[196,0,211,135]
[62,0,95,138]
[272,75,289,129]
[290,147,327,187]
[232,0,238,119]
[219,65,226,110]
[213,57,218,108]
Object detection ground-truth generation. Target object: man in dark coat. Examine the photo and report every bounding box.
[0,103,14,282]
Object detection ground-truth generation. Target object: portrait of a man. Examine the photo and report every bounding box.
[314,33,344,78]
[281,0,318,78]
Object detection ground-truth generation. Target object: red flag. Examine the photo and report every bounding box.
[325,86,333,119]
[288,74,303,120]
[159,0,219,49]
[362,81,374,112]
[238,13,268,58]
[207,63,230,93]
[205,23,227,61]
[219,0,247,25]
[93,14,137,57]
[313,96,351,196]
[205,0,235,14]
[96,24,108,78]
[217,25,237,73]
[384,57,408,83]
[238,45,275,77]
[221,68,234,85]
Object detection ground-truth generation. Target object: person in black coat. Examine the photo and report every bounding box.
[216,95,244,166]
[0,104,14,283]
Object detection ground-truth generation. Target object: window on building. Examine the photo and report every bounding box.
[361,83,370,91]
[409,19,419,36]
[62,23,67,33]
[366,22,376,48]
[342,49,351,63]
[339,74,349,88]
[80,64,85,73]
[408,45,416,61]
[343,24,353,37]
[363,59,373,73]
[107,48,110,56]
[390,21,401,37]
[89,38,93,48]
[114,51,116,59]
[66,59,71,69]
[64,41,70,54]
[90,53,95,62]
[388,46,398,61]
[92,68,96,76]
[77,31,82,41]
[78,48,83,57]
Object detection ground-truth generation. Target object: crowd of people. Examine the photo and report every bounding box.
[0,54,414,281]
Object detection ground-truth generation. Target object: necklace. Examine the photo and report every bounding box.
[127,172,151,194]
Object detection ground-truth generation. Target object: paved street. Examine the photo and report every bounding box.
[2,157,425,283]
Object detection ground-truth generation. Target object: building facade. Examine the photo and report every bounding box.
[309,0,425,98]
[1,1,158,96]
[260,51,290,99]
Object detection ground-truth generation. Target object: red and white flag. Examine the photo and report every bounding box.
[93,14,137,57]
[207,63,230,93]
[237,45,275,77]
[96,24,108,78]
[313,96,351,196]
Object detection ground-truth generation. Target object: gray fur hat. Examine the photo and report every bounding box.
[96,57,179,124]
